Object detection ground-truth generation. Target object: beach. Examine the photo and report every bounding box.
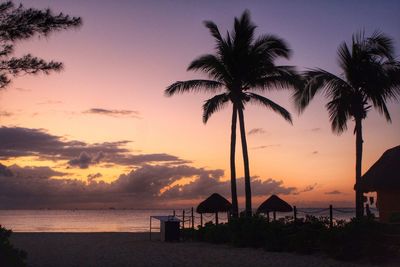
[11,232,386,267]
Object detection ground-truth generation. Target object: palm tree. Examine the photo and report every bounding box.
[294,31,400,219]
[165,11,300,217]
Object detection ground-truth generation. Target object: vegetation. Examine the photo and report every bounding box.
[294,31,400,218]
[192,215,397,263]
[165,10,300,217]
[0,225,26,267]
[0,1,82,89]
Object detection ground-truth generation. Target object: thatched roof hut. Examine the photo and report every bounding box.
[196,193,231,225]
[196,193,232,214]
[257,195,292,221]
[358,145,400,222]
[359,145,400,193]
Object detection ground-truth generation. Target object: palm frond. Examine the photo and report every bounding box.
[367,30,395,60]
[202,93,230,123]
[337,42,353,77]
[203,21,223,42]
[247,93,292,124]
[326,96,352,134]
[250,65,302,92]
[232,10,256,50]
[187,54,231,83]
[252,34,291,60]
[165,80,223,96]
[295,69,351,113]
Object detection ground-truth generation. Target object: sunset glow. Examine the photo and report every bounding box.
[0,0,399,209]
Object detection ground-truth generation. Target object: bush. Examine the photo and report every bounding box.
[195,222,230,244]
[0,225,27,267]
[324,217,391,262]
[192,215,396,263]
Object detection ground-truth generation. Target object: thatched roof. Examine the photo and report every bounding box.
[196,193,232,214]
[257,195,292,213]
[359,145,400,192]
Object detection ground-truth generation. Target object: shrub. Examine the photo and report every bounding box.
[192,215,396,263]
[0,225,27,267]
[324,217,391,262]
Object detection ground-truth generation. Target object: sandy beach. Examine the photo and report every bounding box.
[10,232,388,267]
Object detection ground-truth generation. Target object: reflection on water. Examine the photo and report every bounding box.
[0,210,171,232]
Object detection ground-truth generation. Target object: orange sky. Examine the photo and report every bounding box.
[0,0,399,208]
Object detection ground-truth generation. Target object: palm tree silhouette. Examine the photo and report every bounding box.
[295,31,400,219]
[166,11,300,217]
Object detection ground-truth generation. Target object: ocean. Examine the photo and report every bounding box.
[0,208,377,232]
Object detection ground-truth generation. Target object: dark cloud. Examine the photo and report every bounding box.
[251,144,280,150]
[68,152,96,169]
[8,164,66,178]
[83,108,140,118]
[0,111,13,117]
[310,128,321,132]
[0,163,297,209]
[292,183,318,195]
[0,127,186,168]
[312,151,318,154]
[87,173,102,182]
[163,176,296,200]
[14,87,31,92]
[0,163,13,177]
[325,190,342,195]
[248,128,266,135]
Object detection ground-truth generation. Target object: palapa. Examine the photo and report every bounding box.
[358,145,400,192]
[257,195,292,221]
[196,193,232,225]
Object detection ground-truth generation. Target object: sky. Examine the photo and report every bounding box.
[0,0,399,209]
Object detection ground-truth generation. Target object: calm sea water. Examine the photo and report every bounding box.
[0,208,377,232]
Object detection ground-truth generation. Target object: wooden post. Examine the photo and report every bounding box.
[191,207,194,230]
[215,212,219,225]
[200,213,203,227]
[182,210,185,230]
[267,212,270,222]
[329,205,333,228]
[273,211,276,221]
[173,210,175,217]
[293,206,297,222]
[149,216,152,240]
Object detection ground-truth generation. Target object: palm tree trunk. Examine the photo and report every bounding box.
[238,107,252,216]
[355,117,364,219]
[230,104,239,218]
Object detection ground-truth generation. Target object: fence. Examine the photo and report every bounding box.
[170,205,366,231]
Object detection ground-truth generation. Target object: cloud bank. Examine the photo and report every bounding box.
[0,163,297,209]
[0,127,186,168]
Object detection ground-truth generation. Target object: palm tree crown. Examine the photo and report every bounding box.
[166,10,300,216]
[295,31,400,218]
[295,31,400,132]
[166,11,298,122]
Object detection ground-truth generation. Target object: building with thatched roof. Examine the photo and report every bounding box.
[196,193,232,224]
[359,145,400,222]
[257,194,292,221]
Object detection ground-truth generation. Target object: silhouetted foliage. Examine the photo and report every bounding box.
[0,225,26,267]
[193,215,398,263]
[165,10,301,217]
[0,1,82,88]
[294,31,400,218]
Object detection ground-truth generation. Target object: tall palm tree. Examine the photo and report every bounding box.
[165,11,299,217]
[294,31,400,219]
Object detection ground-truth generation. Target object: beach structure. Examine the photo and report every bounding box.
[149,215,180,241]
[257,195,293,221]
[196,193,232,225]
[358,145,400,223]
